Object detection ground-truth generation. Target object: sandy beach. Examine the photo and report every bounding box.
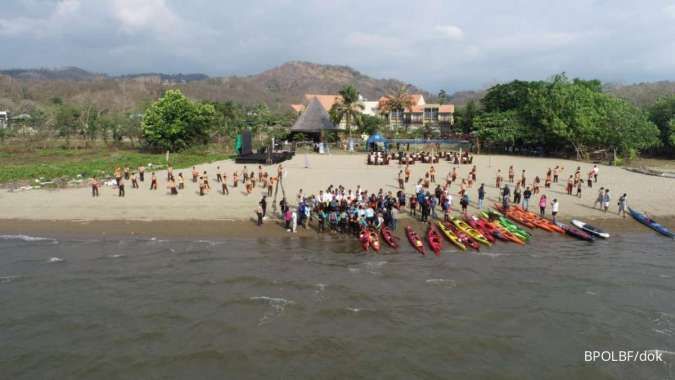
[1,153,673,226]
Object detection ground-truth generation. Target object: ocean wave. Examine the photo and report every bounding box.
[107,254,125,259]
[48,257,64,263]
[0,234,57,243]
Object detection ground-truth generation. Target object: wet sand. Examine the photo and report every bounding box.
[0,153,673,229]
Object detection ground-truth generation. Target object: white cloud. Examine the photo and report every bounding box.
[434,25,464,41]
[665,3,675,19]
[111,0,179,34]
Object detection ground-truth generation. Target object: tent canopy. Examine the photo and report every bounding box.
[366,133,388,145]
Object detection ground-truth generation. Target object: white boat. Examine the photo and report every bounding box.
[571,219,610,239]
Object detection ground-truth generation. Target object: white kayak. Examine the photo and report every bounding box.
[571,219,610,239]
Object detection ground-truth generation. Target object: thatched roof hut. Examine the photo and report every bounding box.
[290,98,336,134]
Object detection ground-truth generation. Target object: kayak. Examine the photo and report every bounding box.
[436,221,466,251]
[380,226,400,248]
[571,219,610,239]
[512,205,565,234]
[446,222,480,251]
[494,204,536,229]
[556,222,594,242]
[452,218,492,246]
[465,216,496,243]
[426,223,443,256]
[369,228,381,252]
[359,228,370,252]
[628,208,674,238]
[483,211,531,242]
[479,215,526,245]
[405,226,426,255]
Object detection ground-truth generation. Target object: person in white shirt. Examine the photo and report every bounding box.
[592,165,599,183]
[551,198,559,223]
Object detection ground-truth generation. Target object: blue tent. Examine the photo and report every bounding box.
[366,133,389,150]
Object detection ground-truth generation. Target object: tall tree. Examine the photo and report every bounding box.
[379,86,415,131]
[648,95,675,156]
[329,85,364,138]
[141,89,216,151]
[438,89,449,105]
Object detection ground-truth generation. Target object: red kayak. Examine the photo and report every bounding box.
[473,216,509,242]
[369,228,381,253]
[359,228,370,252]
[465,216,496,243]
[446,222,480,251]
[405,226,426,255]
[380,226,399,249]
[426,223,443,256]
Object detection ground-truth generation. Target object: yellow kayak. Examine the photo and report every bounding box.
[436,221,466,251]
[452,218,492,246]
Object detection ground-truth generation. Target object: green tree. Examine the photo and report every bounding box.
[141,89,216,151]
[648,95,675,156]
[438,89,449,105]
[329,85,364,138]
[359,114,386,135]
[55,104,81,147]
[598,95,660,161]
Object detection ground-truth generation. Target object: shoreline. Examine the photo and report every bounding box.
[1,153,674,231]
[1,214,671,240]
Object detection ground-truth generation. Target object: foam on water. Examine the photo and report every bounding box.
[426,279,457,288]
[48,257,64,263]
[250,296,295,325]
[0,234,57,243]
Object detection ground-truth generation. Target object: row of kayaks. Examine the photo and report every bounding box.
[358,205,672,254]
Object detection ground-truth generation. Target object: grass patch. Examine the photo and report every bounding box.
[0,145,233,184]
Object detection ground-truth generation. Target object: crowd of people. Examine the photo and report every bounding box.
[89,164,286,198]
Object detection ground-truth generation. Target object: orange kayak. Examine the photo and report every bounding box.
[494,204,536,228]
[479,216,526,245]
[512,206,564,234]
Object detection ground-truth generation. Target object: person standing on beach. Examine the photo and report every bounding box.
[602,189,611,213]
[508,165,514,183]
[576,180,582,198]
[178,173,185,190]
[513,182,522,205]
[523,186,532,210]
[118,178,125,197]
[398,170,405,189]
[216,166,222,183]
[131,172,139,189]
[502,184,511,210]
[553,166,560,183]
[618,193,628,218]
[167,177,178,195]
[478,183,485,210]
[124,166,130,180]
[551,198,559,223]
[167,165,173,182]
[192,167,199,183]
[520,170,527,187]
[258,195,267,218]
[592,165,599,183]
[496,169,503,189]
[138,165,145,182]
[255,205,264,226]
[404,165,411,183]
[460,193,469,216]
[114,167,122,186]
[538,194,547,217]
[150,172,158,190]
[90,176,100,197]
[221,173,229,195]
[430,165,436,183]
[566,175,574,195]
[593,187,604,208]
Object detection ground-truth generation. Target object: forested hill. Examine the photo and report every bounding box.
[604,81,675,108]
[0,62,429,113]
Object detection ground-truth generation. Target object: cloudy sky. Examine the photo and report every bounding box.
[1,0,674,92]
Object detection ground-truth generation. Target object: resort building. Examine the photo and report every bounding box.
[290,92,455,135]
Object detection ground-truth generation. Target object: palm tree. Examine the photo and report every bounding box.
[329,85,364,139]
[379,86,415,131]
